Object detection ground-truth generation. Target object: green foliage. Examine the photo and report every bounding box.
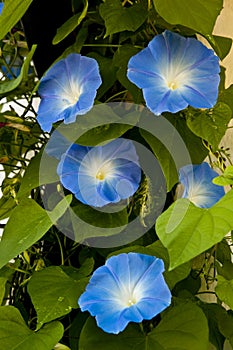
[0,0,33,40]
[213,165,233,185]
[0,45,36,95]
[219,84,233,112]
[0,196,16,220]
[113,45,143,103]
[165,113,209,164]
[0,196,72,269]
[87,52,117,99]
[99,0,148,37]
[53,0,88,44]
[0,0,233,348]
[186,102,232,151]
[206,35,232,60]
[216,275,233,310]
[17,151,59,198]
[0,306,64,350]
[0,277,7,304]
[156,190,233,270]
[27,265,89,328]
[140,129,178,192]
[79,301,208,350]
[153,0,223,34]
[199,303,226,349]
[218,311,233,347]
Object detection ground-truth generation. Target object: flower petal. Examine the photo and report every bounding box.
[179,162,225,208]
[77,174,109,207]
[180,75,220,108]
[142,86,188,115]
[57,144,89,194]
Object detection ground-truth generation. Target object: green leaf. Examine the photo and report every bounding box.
[76,120,135,147]
[218,310,233,348]
[164,113,209,164]
[0,0,33,40]
[72,203,128,230]
[59,103,139,146]
[213,165,233,186]
[173,273,201,297]
[17,150,59,199]
[54,344,71,350]
[216,238,232,264]
[205,34,232,60]
[216,275,233,309]
[113,45,143,103]
[151,301,209,350]
[79,301,208,350]
[217,260,233,281]
[88,52,117,99]
[186,103,232,151]
[140,129,178,192]
[153,0,223,35]
[0,277,7,305]
[65,202,129,242]
[199,303,226,350]
[28,266,88,328]
[61,257,94,279]
[0,306,63,350]
[0,196,16,220]
[156,190,233,270]
[52,0,88,44]
[99,0,148,37]
[0,196,72,269]
[140,112,202,192]
[218,84,233,112]
[69,312,88,350]
[0,45,36,95]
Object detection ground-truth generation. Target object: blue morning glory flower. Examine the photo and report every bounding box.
[179,162,225,208]
[78,253,172,334]
[37,53,102,132]
[57,138,141,207]
[0,3,4,14]
[127,30,220,115]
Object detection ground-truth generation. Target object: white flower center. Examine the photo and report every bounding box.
[96,170,105,180]
[186,184,207,206]
[63,81,81,106]
[164,63,192,91]
[127,297,137,306]
[167,81,179,90]
[95,161,114,181]
[68,89,81,105]
[116,284,142,308]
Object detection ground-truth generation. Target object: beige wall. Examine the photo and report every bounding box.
[214,0,233,88]
[215,0,233,160]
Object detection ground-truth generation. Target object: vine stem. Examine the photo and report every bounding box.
[55,232,65,265]
[83,44,144,49]
[105,90,128,103]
